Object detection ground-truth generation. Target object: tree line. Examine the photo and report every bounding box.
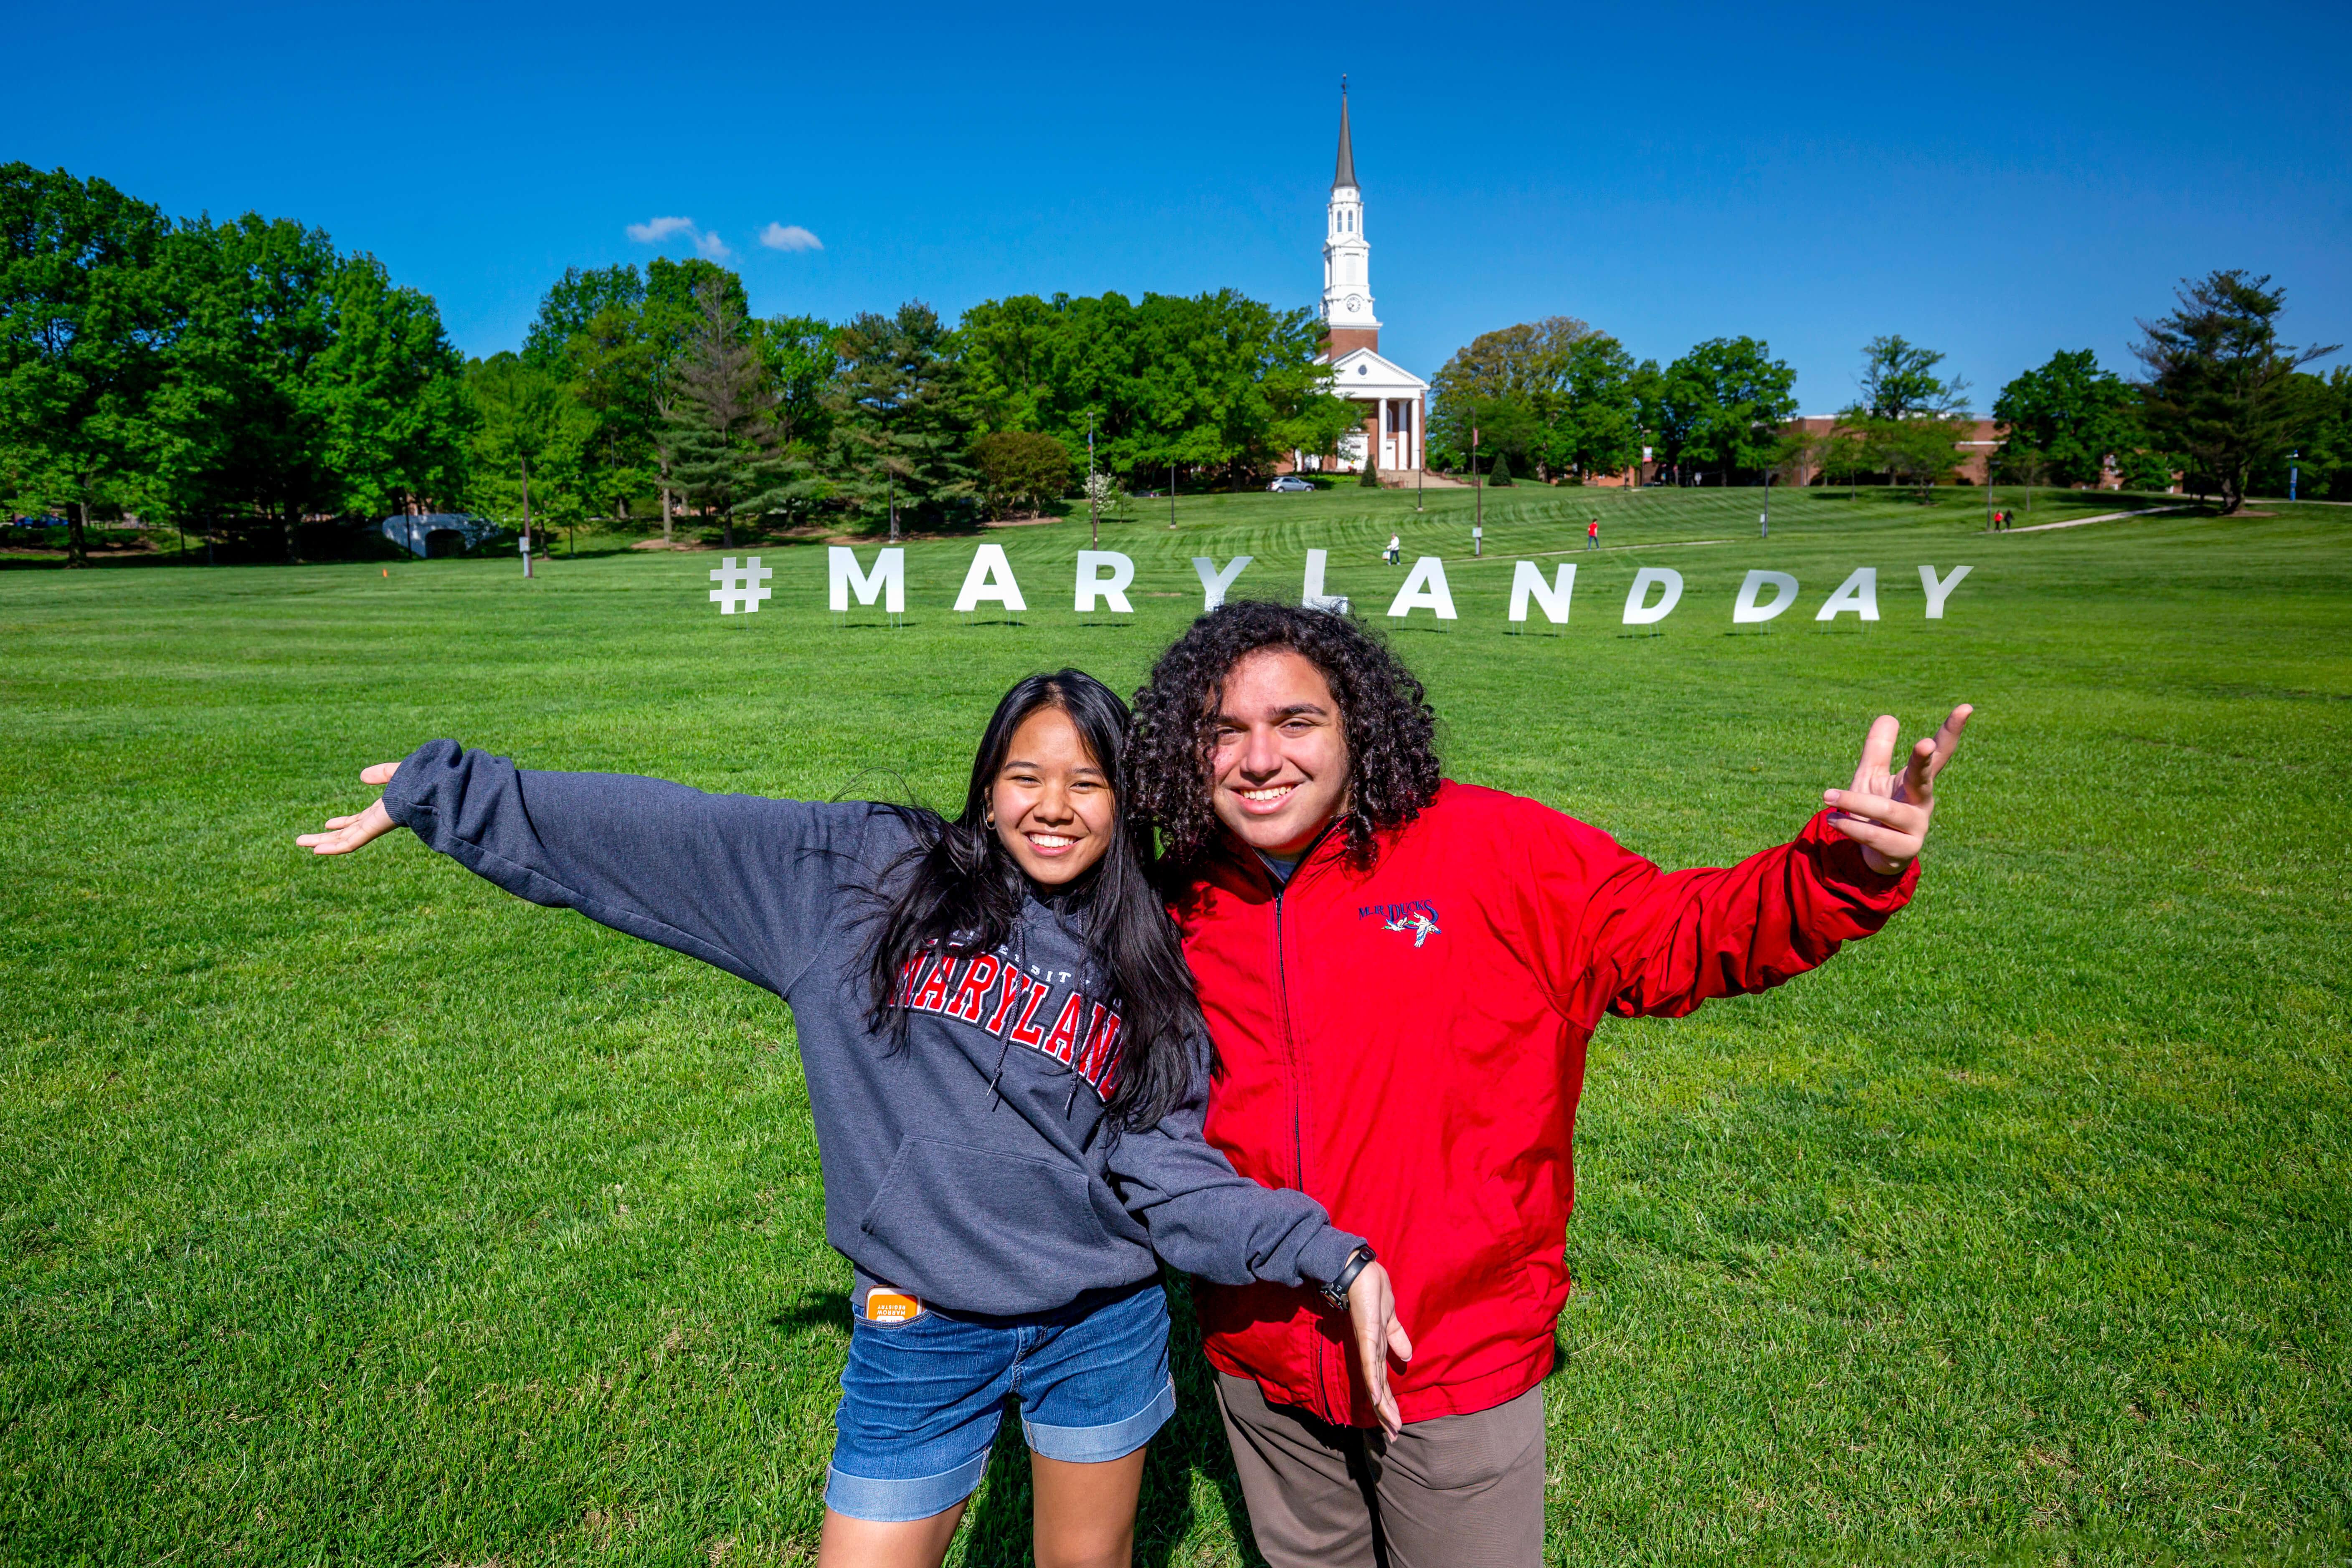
[1426,273,2345,512]
[2,165,1364,565]
[10,162,2344,570]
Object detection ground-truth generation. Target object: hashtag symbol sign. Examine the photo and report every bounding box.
[708,556,773,615]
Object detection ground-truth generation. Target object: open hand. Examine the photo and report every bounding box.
[1823,706,1972,875]
[1343,1261,1415,1439]
[296,762,405,855]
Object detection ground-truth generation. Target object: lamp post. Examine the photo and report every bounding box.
[887,467,897,543]
[1087,411,1098,547]
[1761,467,1771,539]
[1471,425,1482,535]
[2291,450,2300,503]
[520,456,532,579]
[1169,462,1177,529]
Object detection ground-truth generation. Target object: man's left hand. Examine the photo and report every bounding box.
[1823,705,1972,875]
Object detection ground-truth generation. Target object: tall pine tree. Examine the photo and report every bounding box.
[826,302,978,532]
[662,281,801,547]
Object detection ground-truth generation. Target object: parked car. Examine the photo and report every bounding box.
[1268,476,1314,492]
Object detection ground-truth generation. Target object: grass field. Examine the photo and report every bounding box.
[3,483,2348,1565]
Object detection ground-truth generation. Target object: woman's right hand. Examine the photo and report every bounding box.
[296,762,404,855]
[1345,1261,1414,1439]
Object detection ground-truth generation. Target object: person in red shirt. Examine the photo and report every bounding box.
[1126,602,1969,1568]
[1586,516,1600,549]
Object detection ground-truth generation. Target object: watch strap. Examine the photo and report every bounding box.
[1322,1244,1376,1309]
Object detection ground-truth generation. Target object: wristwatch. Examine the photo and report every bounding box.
[1321,1244,1376,1309]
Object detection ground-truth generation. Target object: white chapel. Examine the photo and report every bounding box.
[1313,85,1428,475]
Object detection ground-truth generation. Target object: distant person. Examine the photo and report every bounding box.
[296,671,1409,1568]
[1384,534,1401,565]
[1586,517,1600,551]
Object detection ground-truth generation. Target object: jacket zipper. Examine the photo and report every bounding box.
[1264,826,1339,1422]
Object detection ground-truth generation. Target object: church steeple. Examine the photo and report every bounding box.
[1333,80,1358,190]
[1321,79,1378,357]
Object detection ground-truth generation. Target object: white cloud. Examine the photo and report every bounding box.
[760,223,824,253]
[625,215,733,261]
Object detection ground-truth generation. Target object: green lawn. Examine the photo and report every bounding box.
[3,485,2347,1565]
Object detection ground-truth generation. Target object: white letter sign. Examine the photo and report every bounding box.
[1193,555,1251,610]
[953,544,1027,613]
[1815,567,1879,621]
[1622,567,1683,625]
[709,556,773,615]
[1919,564,1972,619]
[1733,570,1799,623]
[1075,551,1135,613]
[1301,549,1347,613]
[1386,556,1457,620]
[1508,561,1575,623]
[828,546,904,613]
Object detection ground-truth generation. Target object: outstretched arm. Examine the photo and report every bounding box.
[1108,1089,1415,1436]
[1554,706,1972,1023]
[297,740,884,995]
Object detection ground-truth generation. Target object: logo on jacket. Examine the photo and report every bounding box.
[1361,899,1441,947]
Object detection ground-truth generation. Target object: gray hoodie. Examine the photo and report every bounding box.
[383,740,1364,1317]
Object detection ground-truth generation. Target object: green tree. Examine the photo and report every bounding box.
[148,215,349,557]
[2134,270,2338,513]
[1427,317,1594,477]
[1543,334,1652,482]
[316,252,471,517]
[1845,412,1970,498]
[468,352,588,550]
[1993,350,2142,489]
[0,163,169,565]
[144,215,471,557]
[520,264,644,373]
[956,289,1354,489]
[2253,367,2352,500]
[664,281,800,547]
[563,302,655,523]
[757,314,839,450]
[971,430,1072,517]
[1657,337,1799,480]
[1486,451,1513,487]
[829,302,978,532]
[642,258,750,536]
[1858,335,1969,418]
[520,267,657,527]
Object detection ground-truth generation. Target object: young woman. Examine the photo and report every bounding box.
[297,670,1410,1568]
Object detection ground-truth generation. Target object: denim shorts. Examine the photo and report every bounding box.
[824,1280,1176,1524]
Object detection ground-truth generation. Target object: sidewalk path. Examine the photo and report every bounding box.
[2007,504,2191,534]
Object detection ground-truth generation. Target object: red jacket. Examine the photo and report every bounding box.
[1175,781,1918,1427]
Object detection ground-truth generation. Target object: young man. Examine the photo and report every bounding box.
[1586,517,1600,549]
[1126,603,1969,1568]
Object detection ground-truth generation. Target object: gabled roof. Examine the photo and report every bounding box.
[1324,345,1428,392]
[1333,89,1357,190]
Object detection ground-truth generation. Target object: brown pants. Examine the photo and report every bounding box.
[1213,1372,1546,1568]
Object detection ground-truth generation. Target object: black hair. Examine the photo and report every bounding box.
[1127,601,1442,872]
[861,669,1208,1129]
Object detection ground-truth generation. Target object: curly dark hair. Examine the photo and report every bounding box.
[1128,601,1442,871]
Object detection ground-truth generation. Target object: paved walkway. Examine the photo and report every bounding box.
[2006,504,2191,534]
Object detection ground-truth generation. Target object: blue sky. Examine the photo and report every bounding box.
[19,0,2348,413]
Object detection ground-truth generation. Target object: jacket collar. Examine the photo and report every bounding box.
[1217,815,1348,896]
